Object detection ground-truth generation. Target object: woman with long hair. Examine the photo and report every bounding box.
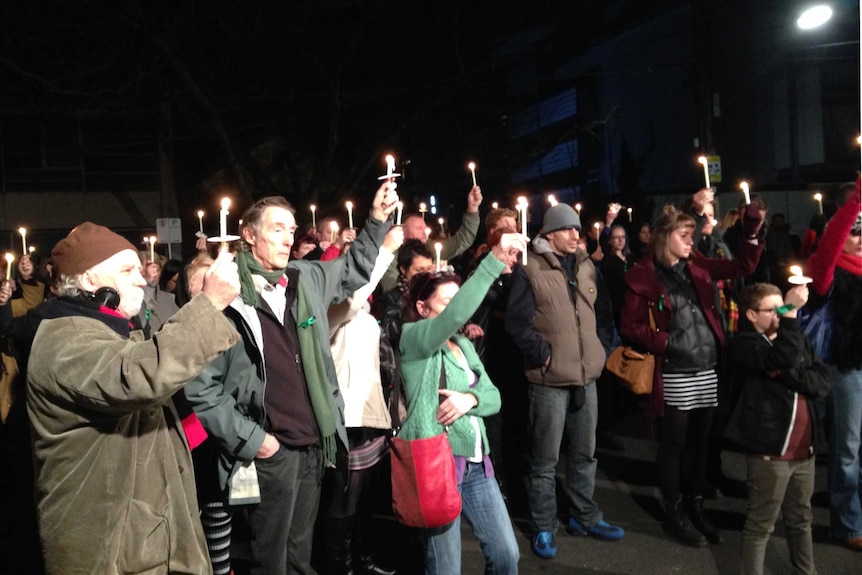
[620,204,764,547]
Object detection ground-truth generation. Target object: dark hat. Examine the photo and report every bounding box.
[52,222,138,276]
[540,204,582,235]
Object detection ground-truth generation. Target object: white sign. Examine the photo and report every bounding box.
[156,218,183,243]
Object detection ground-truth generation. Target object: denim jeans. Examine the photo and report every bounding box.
[424,461,519,575]
[526,382,601,533]
[741,456,816,575]
[828,366,862,539]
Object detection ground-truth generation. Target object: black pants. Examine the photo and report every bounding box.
[656,404,714,502]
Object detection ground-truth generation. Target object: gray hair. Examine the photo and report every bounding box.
[54,274,86,298]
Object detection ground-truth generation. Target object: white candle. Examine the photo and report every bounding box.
[310,204,317,228]
[627,207,633,222]
[438,217,445,233]
[150,236,157,263]
[594,222,601,236]
[18,228,27,254]
[698,156,711,189]
[386,155,395,178]
[396,201,403,225]
[467,161,477,187]
[220,198,230,238]
[518,198,528,265]
[345,201,354,228]
[424,227,431,239]
[434,242,442,272]
[419,202,427,220]
[739,181,751,205]
[197,210,204,234]
[4,253,13,281]
[814,193,823,214]
[574,202,582,215]
[330,221,339,245]
[788,264,813,285]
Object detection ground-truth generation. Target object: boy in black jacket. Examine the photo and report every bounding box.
[726,282,830,575]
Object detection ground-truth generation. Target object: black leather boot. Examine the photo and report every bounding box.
[686,495,723,544]
[663,498,707,548]
[353,530,396,575]
[324,516,355,575]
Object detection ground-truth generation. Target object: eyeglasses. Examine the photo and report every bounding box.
[753,308,778,315]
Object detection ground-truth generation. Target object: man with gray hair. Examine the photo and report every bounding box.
[26,222,241,575]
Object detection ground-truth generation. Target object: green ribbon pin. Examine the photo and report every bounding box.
[298,316,316,329]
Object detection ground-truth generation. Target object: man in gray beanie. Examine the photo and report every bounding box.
[505,203,622,558]
[26,222,241,574]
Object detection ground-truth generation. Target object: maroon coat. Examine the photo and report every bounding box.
[620,240,764,416]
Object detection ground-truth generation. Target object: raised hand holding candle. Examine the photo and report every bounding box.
[697,156,710,189]
[4,253,13,281]
[788,265,813,285]
[814,193,823,214]
[739,181,751,205]
[395,201,403,225]
[345,201,354,228]
[434,242,442,272]
[467,162,477,187]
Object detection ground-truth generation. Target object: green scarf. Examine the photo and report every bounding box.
[235,250,339,466]
[235,251,285,307]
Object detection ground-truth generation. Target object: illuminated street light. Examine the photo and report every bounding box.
[797,5,833,30]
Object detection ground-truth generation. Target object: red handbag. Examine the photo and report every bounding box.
[389,357,462,528]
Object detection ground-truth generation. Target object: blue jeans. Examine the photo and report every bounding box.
[828,366,862,539]
[424,461,519,575]
[526,382,601,533]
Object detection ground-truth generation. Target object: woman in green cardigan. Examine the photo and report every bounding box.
[398,232,525,575]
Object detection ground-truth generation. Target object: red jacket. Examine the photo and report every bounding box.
[620,240,764,416]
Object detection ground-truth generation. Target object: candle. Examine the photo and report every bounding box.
[329,221,339,245]
[4,253,13,281]
[574,202,582,215]
[697,156,711,189]
[419,202,427,220]
[438,217,445,233]
[788,265,813,285]
[18,227,27,254]
[491,202,499,209]
[28,246,35,254]
[467,161,477,187]
[345,201,354,228]
[424,227,431,239]
[309,204,317,228]
[434,242,442,273]
[627,207,633,222]
[220,197,230,239]
[739,181,751,205]
[594,222,601,235]
[149,236,157,263]
[197,211,204,234]
[386,154,395,178]
[395,201,403,225]
[547,194,558,206]
[518,197,528,265]
[813,193,823,214]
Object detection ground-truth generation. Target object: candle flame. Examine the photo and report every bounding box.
[150,236,157,244]
[814,193,822,201]
[547,194,558,206]
[438,218,444,225]
[697,156,708,166]
[4,253,13,263]
[434,242,442,252]
[345,201,353,209]
[197,210,204,218]
[574,202,582,212]
[491,202,499,209]
[468,162,476,171]
[221,198,231,210]
[517,196,527,206]
[28,246,35,253]
[790,265,803,277]
[330,221,339,231]
[18,227,26,235]
[739,181,749,192]
[310,204,316,212]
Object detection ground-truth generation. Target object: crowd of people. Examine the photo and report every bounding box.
[0,176,859,575]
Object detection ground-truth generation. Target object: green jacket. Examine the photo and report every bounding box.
[27,295,240,575]
[397,254,504,457]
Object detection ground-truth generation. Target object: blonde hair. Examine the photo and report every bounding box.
[651,205,695,266]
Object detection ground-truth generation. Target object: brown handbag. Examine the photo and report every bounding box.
[606,308,656,395]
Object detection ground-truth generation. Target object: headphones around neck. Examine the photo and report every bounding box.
[89,287,121,310]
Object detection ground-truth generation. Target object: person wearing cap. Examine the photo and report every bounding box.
[505,203,623,558]
[25,222,241,575]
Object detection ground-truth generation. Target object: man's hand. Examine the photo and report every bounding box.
[436,389,478,426]
[256,433,280,459]
[370,181,399,222]
[17,254,34,281]
[466,185,482,213]
[382,225,404,254]
[692,188,714,216]
[336,228,357,248]
[0,281,12,306]
[783,285,809,318]
[195,235,209,252]
[462,323,484,340]
[201,250,240,310]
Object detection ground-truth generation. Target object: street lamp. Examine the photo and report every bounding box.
[797,5,833,30]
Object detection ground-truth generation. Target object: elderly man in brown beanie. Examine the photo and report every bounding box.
[25,222,241,575]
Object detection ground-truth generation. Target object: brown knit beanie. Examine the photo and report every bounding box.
[52,222,138,276]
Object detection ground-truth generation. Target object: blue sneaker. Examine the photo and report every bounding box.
[531,531,557,559]
[566,518,625,541]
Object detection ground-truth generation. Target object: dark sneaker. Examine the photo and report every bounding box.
[566,518,625,541]
[531,531,557,559]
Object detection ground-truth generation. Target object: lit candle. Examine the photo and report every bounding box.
[220,198,230,239]
[310,204,317,228]
[424,227,431,239]
[386,154,395,178]
[627,207,633,222]
[149,236,157,263]
[574,202,582,215]
[547,194,558,206]
[18,228,27,254]
[438,217,445,233]
[788,265,813,285]
[419,202,427,220]
[28,246,35,254]
[467,161,477,187]
[697,156,711,189]
[4,253,13,281]
[345,201,354,228]
[594,222,601,235]
[197,210,204,235]
[434,242,442,272]
[491,202,499,209]
[518,197,528,265]
[813,193,823,214]
[739,181,751,205]
[330,221,339,245]
[395,201,403,225]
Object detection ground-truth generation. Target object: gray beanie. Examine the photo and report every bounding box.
[540,204,582,235]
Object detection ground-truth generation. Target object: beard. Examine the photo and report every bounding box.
[117,287,144,319]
